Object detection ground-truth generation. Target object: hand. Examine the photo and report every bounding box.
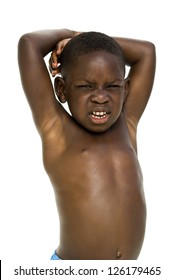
[49,38,71,77]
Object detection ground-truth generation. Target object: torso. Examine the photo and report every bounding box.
[42,112,146,260]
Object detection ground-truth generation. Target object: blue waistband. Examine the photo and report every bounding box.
[50,250,62,260]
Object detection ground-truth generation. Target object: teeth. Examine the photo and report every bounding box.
[92,111,107,118]
[93,111,106,116]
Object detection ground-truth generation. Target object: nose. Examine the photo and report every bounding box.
[91,88,109,104]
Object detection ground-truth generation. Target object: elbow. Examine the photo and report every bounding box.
[139,41,156,68]
[18,33,34,50]
[18,33,39,62]
[18,34,31,65]
[143,41,156,57]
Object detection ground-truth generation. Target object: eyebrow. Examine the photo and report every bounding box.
[74,78,123,84]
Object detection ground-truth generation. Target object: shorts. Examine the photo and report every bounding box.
[50,250,62,260]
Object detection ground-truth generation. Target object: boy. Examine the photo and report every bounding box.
[18,29,156,260]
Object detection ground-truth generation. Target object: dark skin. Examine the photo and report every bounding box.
[18,29,156,259]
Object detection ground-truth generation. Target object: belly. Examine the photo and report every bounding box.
[55,167,146,260]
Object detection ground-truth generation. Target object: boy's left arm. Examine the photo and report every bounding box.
[114,37,156,128]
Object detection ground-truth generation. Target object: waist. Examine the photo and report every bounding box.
[58,224,146,260]
[57,201,146,260]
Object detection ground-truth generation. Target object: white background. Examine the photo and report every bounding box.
[0,0,172,271]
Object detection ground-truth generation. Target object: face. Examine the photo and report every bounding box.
[57,51,128,133]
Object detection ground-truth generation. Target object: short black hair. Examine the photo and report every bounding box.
[59,31,125,76]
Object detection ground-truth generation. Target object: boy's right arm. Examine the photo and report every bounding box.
[18,29,73,135]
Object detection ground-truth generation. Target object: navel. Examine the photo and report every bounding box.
[81,147,88,153]
[116,250,122,259]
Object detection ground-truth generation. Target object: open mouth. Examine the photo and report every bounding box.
[89,111,110,124]
[91,111,108,119]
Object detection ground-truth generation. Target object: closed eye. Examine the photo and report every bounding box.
[77,84,93,89]
[106,84,121,88]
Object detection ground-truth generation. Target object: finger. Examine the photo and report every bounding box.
[50,49,58,68]
[52,69,58,77]
[56,41,64,56]
[49,60,58,77]
[48,56,61,77]
[56,38,71,55]
[48,57,57,77]
[51,66,61,77]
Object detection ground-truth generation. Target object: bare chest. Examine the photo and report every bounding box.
[44,120,142,197]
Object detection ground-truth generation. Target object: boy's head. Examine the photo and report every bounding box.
[54,32,129,133]
[59,32,125,77]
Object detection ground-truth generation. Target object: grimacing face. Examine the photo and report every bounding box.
[55,51,128,133]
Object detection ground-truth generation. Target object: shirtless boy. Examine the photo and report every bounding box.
[18,29,156,260]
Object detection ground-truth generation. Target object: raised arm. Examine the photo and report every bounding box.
[18,29,73,134]
[114,37,156,127]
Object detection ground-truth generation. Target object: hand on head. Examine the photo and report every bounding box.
[49,38,71,77]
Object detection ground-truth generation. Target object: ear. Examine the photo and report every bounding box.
[123,77,130,103]
[54,77,67,103]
